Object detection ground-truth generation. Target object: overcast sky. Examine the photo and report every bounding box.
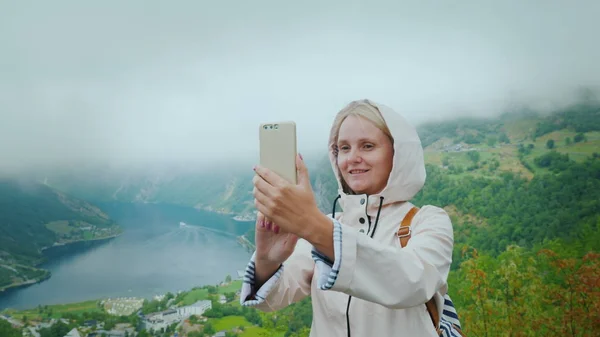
[1,0,599,172]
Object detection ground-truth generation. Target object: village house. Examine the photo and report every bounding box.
[141,300,212,333]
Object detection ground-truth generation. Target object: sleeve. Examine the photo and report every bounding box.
[239,238,314,312]
[312,205,454,309]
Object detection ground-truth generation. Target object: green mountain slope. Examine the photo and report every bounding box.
[410,101,600,258]
[0,179,122,292]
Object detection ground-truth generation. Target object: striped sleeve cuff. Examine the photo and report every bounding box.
[311,218,342,290]
[239,252,284,307]
[439,294,463,336]
[439,319,464,337]
[442,294,462,329]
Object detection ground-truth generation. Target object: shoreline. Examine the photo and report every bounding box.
[194,203,255,222]
[237,235,255,252]
[232,214,255,222]
[1,274,242,315]
[40,231,123,253]
[0,272,51,294]
[0,233,122,294]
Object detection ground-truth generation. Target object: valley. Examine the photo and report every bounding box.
[0,100,598,336]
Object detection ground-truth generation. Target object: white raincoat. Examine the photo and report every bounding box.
[240,100,462,337]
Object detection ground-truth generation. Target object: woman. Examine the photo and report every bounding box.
[241,99,463,336]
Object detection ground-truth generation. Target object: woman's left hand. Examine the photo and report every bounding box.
[253,154,320,239]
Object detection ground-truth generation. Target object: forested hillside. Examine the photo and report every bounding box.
[0,179,122,292]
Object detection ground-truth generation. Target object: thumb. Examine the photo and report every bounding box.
[286,232,300,247]
[296,153,311,188]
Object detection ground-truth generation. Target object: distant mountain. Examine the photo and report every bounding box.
[39,156,339,222]
[38,169,257,223]
[0,179,122,292]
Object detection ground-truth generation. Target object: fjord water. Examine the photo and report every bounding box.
[0,203,254,310]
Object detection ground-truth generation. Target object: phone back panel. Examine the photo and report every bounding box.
[259,121,297,184]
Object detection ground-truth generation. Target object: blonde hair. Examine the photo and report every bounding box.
[329,99,394,194]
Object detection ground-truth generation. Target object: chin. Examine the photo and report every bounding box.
[348,183,370,195]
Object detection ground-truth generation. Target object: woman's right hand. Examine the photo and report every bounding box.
[254,212,299,285]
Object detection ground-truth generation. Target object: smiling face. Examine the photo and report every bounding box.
[336,115,394,195]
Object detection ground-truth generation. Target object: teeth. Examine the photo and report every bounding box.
[351,170,367,174]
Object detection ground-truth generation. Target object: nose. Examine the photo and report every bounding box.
[346,148,363,164]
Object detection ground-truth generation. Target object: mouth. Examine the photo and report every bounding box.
[349,169,369,175]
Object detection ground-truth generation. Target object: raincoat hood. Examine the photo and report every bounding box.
[328,99,426,209]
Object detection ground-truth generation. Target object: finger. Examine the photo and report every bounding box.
[254,198,272,222]
[254,174,276,198]
[256,212,265,228]
[253,182,274,210]
[296,153,311,189]
[254,165,287,188]
[265,217,272,231]
[286,232,300,246]
[263,216,277,231]
[254,186,285,233]
[256,212,270,230]
[254,188,275,219]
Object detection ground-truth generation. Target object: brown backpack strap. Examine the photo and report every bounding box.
[397,206,419,248]
[397,206,442,336]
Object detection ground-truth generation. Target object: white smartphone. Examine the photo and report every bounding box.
[259,121,297,184]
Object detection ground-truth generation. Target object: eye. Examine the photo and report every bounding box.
[339,144,350,152]
[363,143,374,149]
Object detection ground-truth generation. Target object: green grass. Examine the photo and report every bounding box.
[504,118,538,142]
[426,143,534,180]
[208,315,287,337]
[556,133,600,161]
[519,130,600,171]
[424,150,443,166]
[218,280,242,294]
[212,315,248,331]
[45,221,72,235]
[178,280,242,306]
[531,130,599,159]
[2,300,101,321]
[179,288,210,306]
[176,295,288,336]
[45,220,111,241]
[240,326,286,337]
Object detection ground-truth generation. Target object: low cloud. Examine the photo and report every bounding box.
[1,0,599,173]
